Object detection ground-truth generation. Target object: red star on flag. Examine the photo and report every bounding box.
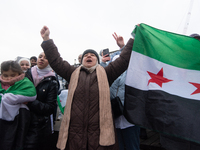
[189,82,200,95]
[147,68,173,87]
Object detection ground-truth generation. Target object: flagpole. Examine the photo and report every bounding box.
[182,0,194,34]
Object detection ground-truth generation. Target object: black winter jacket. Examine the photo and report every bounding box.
[24,68,58,149]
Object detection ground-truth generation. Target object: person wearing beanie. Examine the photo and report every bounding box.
[81,49,100,64]
[18,57,31,73]
[80,49,100,73]
[40,25,134,150]
[190,33,200,41]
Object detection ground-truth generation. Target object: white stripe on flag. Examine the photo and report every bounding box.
[126,51,200,100]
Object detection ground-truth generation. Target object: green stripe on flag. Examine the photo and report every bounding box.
[57,95,65,114]
[0,77,36,97]
[132,23,200,71]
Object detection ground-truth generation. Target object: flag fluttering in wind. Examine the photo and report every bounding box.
[124,23,200,143]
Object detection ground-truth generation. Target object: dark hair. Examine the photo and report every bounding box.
[1,60,23,74]
[30,56,37,61]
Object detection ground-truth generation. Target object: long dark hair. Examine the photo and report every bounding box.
[1,60,23,74]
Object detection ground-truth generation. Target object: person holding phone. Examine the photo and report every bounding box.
[99,48,111,66]
[100,33,140,150]
[100,32,125,68]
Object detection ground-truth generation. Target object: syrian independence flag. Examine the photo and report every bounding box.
[57,89,68,114]
[0,77,37,121]
[124,23,200,144]
[0,77,36,149]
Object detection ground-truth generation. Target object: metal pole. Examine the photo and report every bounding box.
[183,0,194,34]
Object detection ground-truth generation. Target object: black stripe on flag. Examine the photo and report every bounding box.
[124,85,200,144]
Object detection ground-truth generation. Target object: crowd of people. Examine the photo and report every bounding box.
[0,25,200,150]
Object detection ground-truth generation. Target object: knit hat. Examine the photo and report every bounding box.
[81,49,100,64]
[190,33,200,38]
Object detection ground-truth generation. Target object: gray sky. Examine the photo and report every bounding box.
[0,0,199,65]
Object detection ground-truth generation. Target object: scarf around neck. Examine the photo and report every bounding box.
[31,65,55,87]
[0,73,25,90]
[81,62,98,73]
[57,65,115,150]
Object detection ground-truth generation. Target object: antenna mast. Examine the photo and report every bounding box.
[183,0,194,34]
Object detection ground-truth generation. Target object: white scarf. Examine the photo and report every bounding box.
[31,65,55,87]
[81,62,98,73]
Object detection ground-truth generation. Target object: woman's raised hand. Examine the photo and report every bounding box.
[40,26,50,41]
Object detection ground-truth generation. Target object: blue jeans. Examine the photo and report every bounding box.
[116,126,140,150]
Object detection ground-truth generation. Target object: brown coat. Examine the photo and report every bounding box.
[41,38,134,150]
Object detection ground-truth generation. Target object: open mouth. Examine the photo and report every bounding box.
[86,59,92,62]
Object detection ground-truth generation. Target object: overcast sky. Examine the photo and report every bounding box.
[0,0,199,65]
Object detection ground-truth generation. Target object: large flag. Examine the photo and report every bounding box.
[124,23,200,144]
